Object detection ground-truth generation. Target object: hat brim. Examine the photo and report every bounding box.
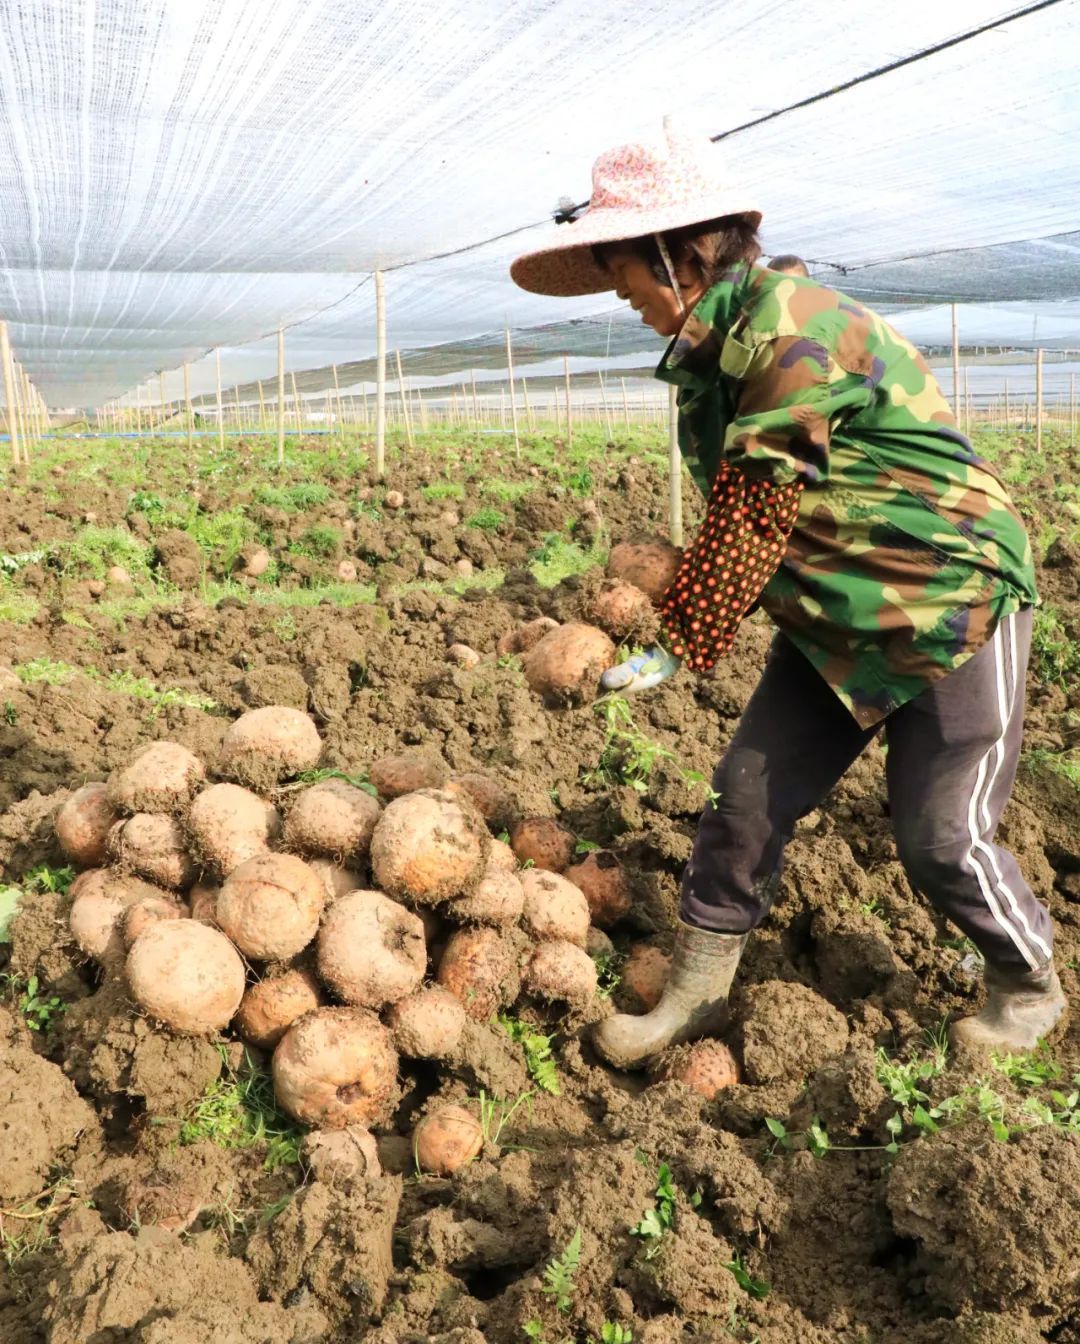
[511,199,763,297]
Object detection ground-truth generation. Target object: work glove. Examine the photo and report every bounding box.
[599,646,681,694]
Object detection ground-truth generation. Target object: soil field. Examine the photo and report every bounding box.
[0,425,1077,1344]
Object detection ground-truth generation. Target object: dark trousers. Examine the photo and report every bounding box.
[681,609,1054,973]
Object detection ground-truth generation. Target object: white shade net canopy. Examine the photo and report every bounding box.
[0,0,1077,408]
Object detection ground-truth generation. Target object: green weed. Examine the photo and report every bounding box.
[1024,747,1080,790]
[540,1226,582,1313]
[289,523,342,560]
[991,1043,1063,1088]
[483,479,535,503]
[420,482,465,502]
[14,657,77,686]
[187,509,255,573]
[1031,606,1080,689]
[291,767,379,798]
[723,1252,770,1301]
[15,975,66,1033]
[102,669,219,714]
[476,1088,534,1146]
[528,532,607,587]
[500,1014,561,1095]
[465,506,506,532]
[592,948,625,1000]
[629,1161,681,1258]
[62,526,151,580]
[253,481,333,511]
[170,1047,304,1172]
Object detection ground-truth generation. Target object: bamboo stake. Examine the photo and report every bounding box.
[521,376,533,431]
[234,384,241,431]
[1035,347,1044,456]
[504,326,520,459]
[290,372,302,433]
[19,369,34,453]
[950,303,961,424]
[158,372,166,428]
[964,368,972,434]
[183,362,193,454]
[331,363,341,439]
[215,348,224,451]
[598,371,613,440]
[563,355,572,451]
[621,378,631,433]
[1070,371,1076,443]
[375,271,386,476]
[257,380,266,433]
[470,369,479,425]
[1,326,20,464]
[668,384,682,547]
[1004,377,1010,429]
[276,328,286,465]
[394,349,414,450]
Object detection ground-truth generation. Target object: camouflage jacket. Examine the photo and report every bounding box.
[655,264,1038,728]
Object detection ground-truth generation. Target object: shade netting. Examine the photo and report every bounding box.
[0,0,1076,408]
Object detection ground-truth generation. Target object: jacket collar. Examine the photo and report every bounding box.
[654,262,758,389]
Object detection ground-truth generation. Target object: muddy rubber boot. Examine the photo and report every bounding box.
[593,922,747,1070]
[950,962,1066,1052]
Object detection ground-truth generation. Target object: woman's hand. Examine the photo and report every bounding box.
[600,646,681,694]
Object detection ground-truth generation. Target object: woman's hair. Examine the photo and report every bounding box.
[592,213,761,289]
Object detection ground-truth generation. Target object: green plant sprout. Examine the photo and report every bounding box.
[723,1252,770,1301]
[166,1047,303,1171]
[16,976,67,1033]
[499,1014,561,1095]
[540,1226,582,1313]
[476,1088,534,1146]
[592,948,625,1000]
[291,766,379,797]
[629,1162,680,1258]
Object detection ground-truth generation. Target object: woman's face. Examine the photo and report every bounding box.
[601,246,706,337]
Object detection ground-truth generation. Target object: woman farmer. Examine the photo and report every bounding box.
[511,121,1065,1067]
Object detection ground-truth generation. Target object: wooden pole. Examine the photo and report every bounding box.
[504,326,520,459]
[668,384,682,547]
[964,368,972,434]
[215,347,225,452]
[395,349,414,449]
[331,363,342,438]
[257,380,266,432]
[375,270,386,476]
[621,378,631,433]
[158,372,166,428]
[1070,371,1076,443]
[1,325,20,465]
[563,354,572,450]
[1035,347,1044,456]
[950,303,961,424]
[19,369,34,453]
[290,372,302,433]
[521,376,533,431]
[470,369,479,425]
[233,384,241,431]
[1004,377,1010,429]
[276,327,286,465]
[183,361,193,455]
[598,371,613,440]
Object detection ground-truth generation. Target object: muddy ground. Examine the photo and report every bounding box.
[0,430,1077,1344]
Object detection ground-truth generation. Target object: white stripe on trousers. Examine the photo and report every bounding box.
[963,612,1051,970]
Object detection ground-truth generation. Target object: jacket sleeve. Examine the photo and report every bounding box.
[661,463,802,671]
[724,335,875,486]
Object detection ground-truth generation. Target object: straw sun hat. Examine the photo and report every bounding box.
[510,119,761,298]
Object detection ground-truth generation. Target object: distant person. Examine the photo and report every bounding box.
[768,253,809,277]
[510,121,1062,1070]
